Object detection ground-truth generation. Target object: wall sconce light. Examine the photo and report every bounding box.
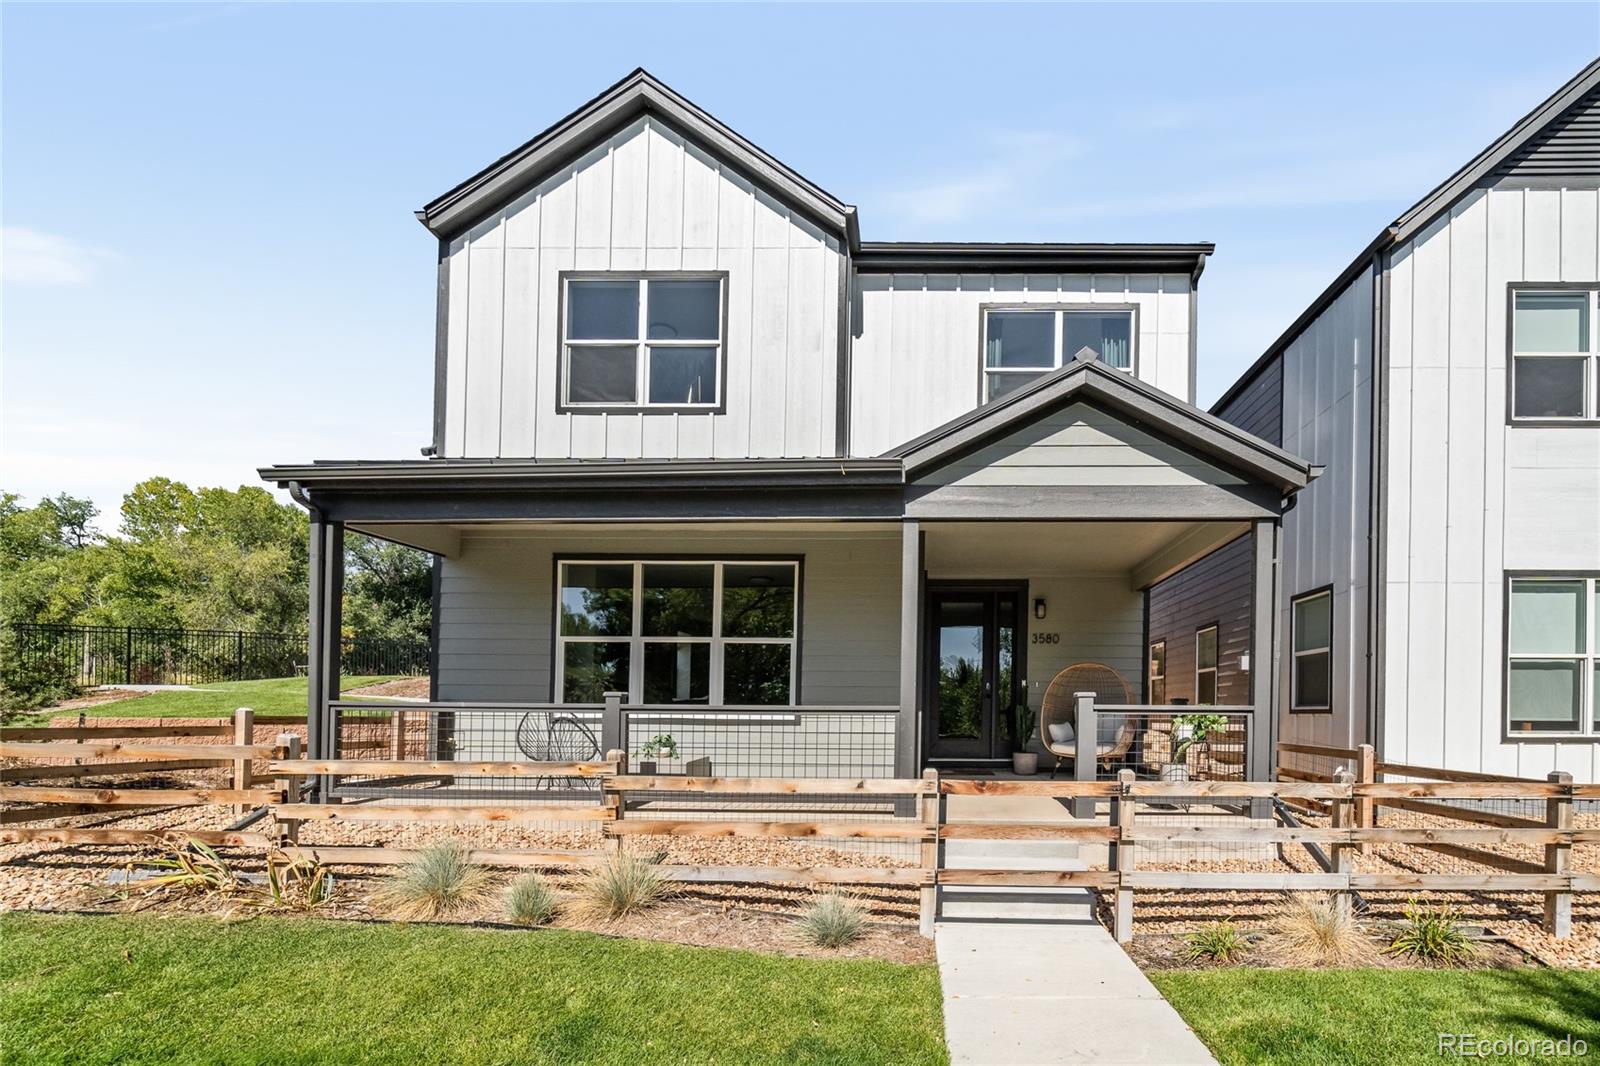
[1033,597,1047,620]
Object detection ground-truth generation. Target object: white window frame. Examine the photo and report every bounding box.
[1290,589,1333,713]
[981,305,1138,402]
[1148,640,1166,705]
[1194,625,1219,706]
[556,559,798,707]
[1509,287,1599,423]
[1505,574,1599,739]
[560,274,726,411]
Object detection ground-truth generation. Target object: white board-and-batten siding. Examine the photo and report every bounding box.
[434,529,902,706]
[1385,186,1600,783]
[440,116,843,460]
[1276,270,1376,758]
[849,273,1195,457]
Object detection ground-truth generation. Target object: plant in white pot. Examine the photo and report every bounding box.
[1010,703,1039,775]
[636,734,679,775]
[1163,713,1227,783]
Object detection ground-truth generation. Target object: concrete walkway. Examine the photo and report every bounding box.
[934,798,1216,1065]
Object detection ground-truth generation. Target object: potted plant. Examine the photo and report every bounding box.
[635,734,679,775]
[1010,703,1038,775]
[1163,713,1227,782]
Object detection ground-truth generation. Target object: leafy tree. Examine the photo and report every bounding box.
[344,535,433,643]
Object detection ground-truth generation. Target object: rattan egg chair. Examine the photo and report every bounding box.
[1038,662,1137,779]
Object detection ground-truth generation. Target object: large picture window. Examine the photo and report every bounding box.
[562,275,724,409]
[1506,575,1598,737]
[982,306,1135,401]
[1291,589,1332,713]
[1510,288,1599,422]
[1195,625,1218,706]
[557,559,797,706]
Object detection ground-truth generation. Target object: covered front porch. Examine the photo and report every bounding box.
[263,356,1313,798]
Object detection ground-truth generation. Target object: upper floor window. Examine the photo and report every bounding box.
[1506,575,1598,737]
[1290,588,1332,713]
[1511,288,1598,421]
[982,307,1135,402]
[562,275,724,410]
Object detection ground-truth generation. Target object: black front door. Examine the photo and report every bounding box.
[925,586,1024,763]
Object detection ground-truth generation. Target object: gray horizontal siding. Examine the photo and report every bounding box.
[1494,85,1600,182]
[1145,535,1253,706]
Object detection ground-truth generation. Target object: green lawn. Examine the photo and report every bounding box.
[1152,968,1600,1066]
[35,675,405,723]
[0,913,947,1066]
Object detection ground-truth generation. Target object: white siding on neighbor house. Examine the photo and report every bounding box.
[849,273,1195,456]
[439,116,844,461]
[1277,269,1376,757]
[434,527,901,706]
[1383,186,1600,782]
[913,403,1246,490]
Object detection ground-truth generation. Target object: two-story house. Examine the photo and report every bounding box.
[262,70,1314,780]
[1146,57,1600,782]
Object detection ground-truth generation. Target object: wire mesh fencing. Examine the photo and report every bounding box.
[619,707,898,780]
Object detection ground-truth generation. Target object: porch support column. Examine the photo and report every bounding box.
[1248,517,1280,788]
[305,513,345,796]
[896,520,924,778]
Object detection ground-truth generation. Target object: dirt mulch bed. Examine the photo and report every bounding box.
[345,678,430,699]
[0,800,927,964]
[1123,929,1534,971]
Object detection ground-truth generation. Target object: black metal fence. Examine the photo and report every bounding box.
[2,623,429,686]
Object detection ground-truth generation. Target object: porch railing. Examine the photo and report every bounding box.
[1062,699,1257,816]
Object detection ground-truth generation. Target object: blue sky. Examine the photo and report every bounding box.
[4,2,1597,525]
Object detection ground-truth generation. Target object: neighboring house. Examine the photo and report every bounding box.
[262,69,1315,779]
[1147,58,1600,781]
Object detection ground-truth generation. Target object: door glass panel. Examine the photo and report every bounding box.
[997,596,1019,747]
[936,600,984,740]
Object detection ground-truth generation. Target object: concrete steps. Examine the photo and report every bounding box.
[936,838,1095,923]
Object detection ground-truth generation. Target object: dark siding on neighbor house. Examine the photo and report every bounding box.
[1493,84,1600,182]
[1145,354,1283,702]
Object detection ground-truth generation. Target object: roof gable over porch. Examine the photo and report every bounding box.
[893,355,1316,521]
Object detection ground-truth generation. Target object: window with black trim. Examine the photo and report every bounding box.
[982,306,1135,401]
[1510,288,1599,421]
[1195,625,1218,706]
[1506,575,1598,737]
[1148,640,1166,705]
[1291,589,1332,712]
[556,560,796,706]
[562,275,723,409]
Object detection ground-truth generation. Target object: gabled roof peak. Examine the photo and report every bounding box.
[417,68,855,244]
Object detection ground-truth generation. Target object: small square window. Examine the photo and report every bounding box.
[562,276,723,408]
[1510,290,1597,421]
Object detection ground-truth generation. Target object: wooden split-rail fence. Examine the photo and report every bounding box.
[2,721,1594,944]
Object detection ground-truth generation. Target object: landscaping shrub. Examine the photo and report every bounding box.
[575,851,668,919]
[264,854,333,911]
[800,893,865,948]
[1181,920,1248,964]
[0,639,80,717]
[505,873,560,926]
[372,842,494,921]
[138,839,244,898]
[1385,900,1475,964]
[1270,893,1377,967]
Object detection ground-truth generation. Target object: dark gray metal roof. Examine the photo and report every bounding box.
[854,242,1213,277]
[417,68,856,244]
[1210,56,1600,418]
[888,354,1315,494]
[260,456,904,492]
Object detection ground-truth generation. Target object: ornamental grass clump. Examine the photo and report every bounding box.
[505,873,560,927]
[1180,920,1248,964]
[1385,900,1475,964]
[372,841,494,921]
[800,893,866,949]
[1269,893,1377,967]
[575,851,668,920]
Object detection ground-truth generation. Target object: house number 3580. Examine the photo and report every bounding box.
[1031,632,1061,645]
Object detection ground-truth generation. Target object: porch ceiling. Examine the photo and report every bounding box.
[921,519,1248,588]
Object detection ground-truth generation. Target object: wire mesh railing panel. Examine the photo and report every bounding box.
[617,788,921,864]
[1094,709,1251,784]
[328,704,606,804]
[620,709,898,780]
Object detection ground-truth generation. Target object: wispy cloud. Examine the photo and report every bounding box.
[877,129,1084,227]
[2,227,115,285]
